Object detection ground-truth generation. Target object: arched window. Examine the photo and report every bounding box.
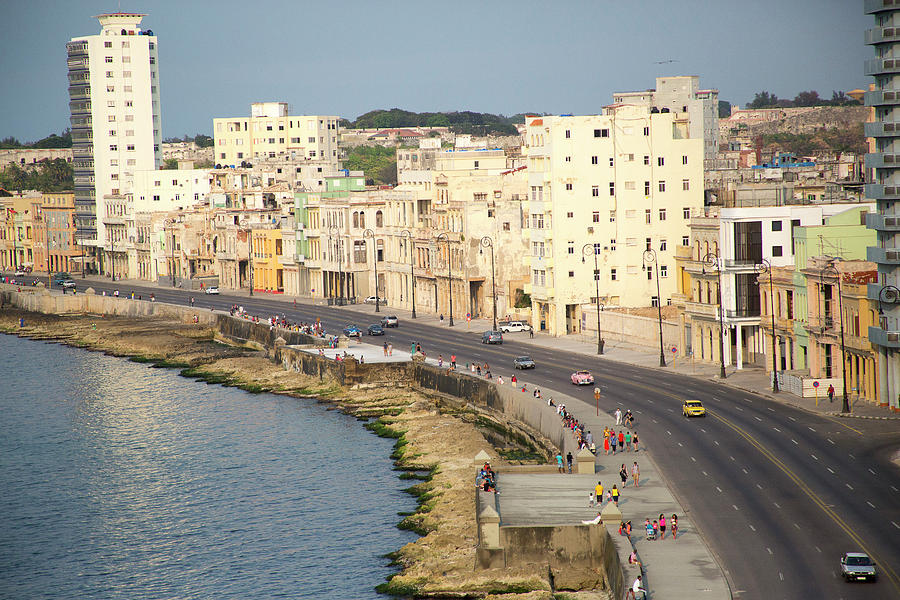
[352,212,359,228]
[375,210,383,228]
[359,211,365,229]
[694,240,701,261]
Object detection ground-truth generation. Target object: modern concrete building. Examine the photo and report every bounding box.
[67,12,162,275]
[864,0,900,410]
[213,102,340,168]
[523,106,704,336]
[613,76,719,161]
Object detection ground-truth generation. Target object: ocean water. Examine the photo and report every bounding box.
[0,334,416,599]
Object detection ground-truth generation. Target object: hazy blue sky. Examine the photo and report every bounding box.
[0,0,871,142]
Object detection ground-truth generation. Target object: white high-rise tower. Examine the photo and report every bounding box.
[67,13,161,274]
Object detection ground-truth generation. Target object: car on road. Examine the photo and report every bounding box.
[499,321,532,333]
[481,330,503,344]
[513,356,536,369]
[363,296,384,304]
[14,269,27,277]
[53,272,73,285]
[840,552,877,582]
[682,399,706,418]
[342,325,362,338]
[571,370,594,385]
[205,286,220,294]
[367,324,385,336]
[381,315,399,328]
[58,279,76,290]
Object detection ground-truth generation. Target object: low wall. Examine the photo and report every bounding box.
[581,310,680,352]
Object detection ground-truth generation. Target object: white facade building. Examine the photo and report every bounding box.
[67,13,162,272]
[129,168,211,213]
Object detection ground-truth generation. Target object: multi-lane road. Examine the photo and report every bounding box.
[8,274,900,599]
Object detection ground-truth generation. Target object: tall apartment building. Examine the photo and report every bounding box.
[213,102,340,168]
[613,76,719,161]
[865,0,900,411]
[524,105,704,336]
[67,13,162,273]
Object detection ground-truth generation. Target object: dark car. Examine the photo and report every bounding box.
[367,324,385,336]
[513,356,536,369]
[481,331,503,344]
[381,315,399,328]
[342,325,362,338]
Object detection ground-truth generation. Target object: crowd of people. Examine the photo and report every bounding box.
[476,462,497,493]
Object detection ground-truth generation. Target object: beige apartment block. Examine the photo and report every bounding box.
[524,105,704,336]
[213,102,340,167]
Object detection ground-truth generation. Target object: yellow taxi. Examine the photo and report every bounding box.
[682,399,706,418]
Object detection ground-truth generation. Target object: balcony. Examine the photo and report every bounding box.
[864,58,900,76]
[865,121,900,137]
[866,26,900,45]
[867,246,900,264]
[865,0,900,14]
[865,152,900,169]
[723,258,759,272]
[684,300,720,319]
[869,325,900,348]
[866,212,900,231]
[865,183,900,200]
[865,89,900,107]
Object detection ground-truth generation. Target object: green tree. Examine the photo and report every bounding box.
[425,114,450,127]
[194,134,214,148]
[718,100,732,118]
[747,91,780,109]
[343,145,397,185]
[793,90,820,107]
[0,136,23,149]
[161,158,178,170]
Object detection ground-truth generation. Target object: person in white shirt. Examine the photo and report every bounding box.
[625,575,646,599]
[615,407,622,425]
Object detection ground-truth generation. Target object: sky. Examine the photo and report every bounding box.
[0,0,871,143]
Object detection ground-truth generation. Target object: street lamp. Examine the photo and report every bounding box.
[643,248,667,367]
[363,228,380,312]
[755,258,779,393]
[823,260,849,413]
[401,229,416,318]
[480,236,497,331]
[703,252,728,380]
[436,232,454,326]
[164,218,178,288]
[328,225,343,303]
[582,243,604,355]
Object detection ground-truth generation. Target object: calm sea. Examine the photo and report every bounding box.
[0,334,416,599]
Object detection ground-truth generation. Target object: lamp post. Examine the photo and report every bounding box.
[823,260,849,413]
[436,232,454,326]
[79,230,86,279]
[328,226,343,303]
[401,229,416,318]
[643,248,667,367]
[164,218,177,288]
[756,258,779,392]
[247,228,254,296]
[480,236,497,331]
[582,243,604,355]
[703,252,728,380]
[363,228,380,312]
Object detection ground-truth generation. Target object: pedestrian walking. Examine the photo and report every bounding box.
[671,514,678,539]
[529,328,534,338]
[604,435,610,455]
[611,484,620,506]
[556,453,564,473]
[595,481,603,505]
[632,461,640,487]
[190,296,195,307]
[659,514,667,539]
[440,314,444,324]
[619,463,628,485]
[615,407,622,425]
[388,343,393,356]
[618,430,625,451]
[439,354,444,367]
[828,384,835,403]
[632,432,639,452]
[625,430,632,451]
[566,452,573,473]
[450,354,456,368]
[610,432,617,454]
[589,491,595,507]
[383,342,388,356]
[511,374,517,386]
[497,375,504,385]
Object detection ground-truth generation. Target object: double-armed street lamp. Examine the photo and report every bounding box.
[755,258,779,393]
[164,218,178,288]
[582,243,604,355]
[480,236,498,331]
[328,225,343,303]
[703,252,728,380]
[823,259,849,413]
[400,229,416,318]
[643,248,667,367]
[363,228,379,312]
[436,232,454,326]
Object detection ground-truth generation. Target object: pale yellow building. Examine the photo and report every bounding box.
[524,105,704,335]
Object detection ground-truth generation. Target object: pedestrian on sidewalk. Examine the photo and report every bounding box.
[595,481,603,505]
[618,430,625,450]
[632,461,640,487]
[632,432,639,452]
[450,354,456,368]
[556,453,564,473]
[190,296,195,307]
[828,384,835,403]
[619,463,628,485]
[388,343,393,356]
[625,430,632,451]
[610,432,617,454]
[511,374,517,386]
[615,407,622,425]
[440,314,444,325]
[497,375,504,385]
[659,514,667,539]
[671,514,678,539]
[439,354,444,367]
[529,328,534,339]
[566,452,573,473]
[604,435,610,456]
[626,575,646,600]
[611,484,620,506]
[383,342,388,356]
[589,491,595,507]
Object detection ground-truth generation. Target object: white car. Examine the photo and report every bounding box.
[499,321,532,333]
[364,296,384,304]
[205,286,220,295]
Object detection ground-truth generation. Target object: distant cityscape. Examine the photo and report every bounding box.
[1,7,898,412]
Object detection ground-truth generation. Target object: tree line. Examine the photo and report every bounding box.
[745,90,860,109]
[0,159,74,192]
[1,129,72,149]
[342,109,525,136]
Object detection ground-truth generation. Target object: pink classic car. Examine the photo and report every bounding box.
[570,370,594,385]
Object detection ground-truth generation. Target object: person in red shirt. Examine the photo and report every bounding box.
[618,430,625,449]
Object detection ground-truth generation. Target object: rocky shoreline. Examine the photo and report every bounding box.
[0,309,611,600]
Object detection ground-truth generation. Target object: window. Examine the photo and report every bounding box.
[110,173,118,180]
[108,130,116,136]
[682,155,688,165]
[568,241,575,255]
[172,179,178,185]
[646,237,652,251]
[682,179,690,191]
[627,153,635,161]
[643,155,650,165]
[105,56,113,63]
[660,265,668,277]
[106,85,114,92]
[474,160,480,169]
[125,130,134,136]
[657,157,665,167]
[645,209,651,224]
[592,211,600,223]
[152,195,160,201]
[643,127,650,136]
[126,144,134,151]
[682,236,690,246]
[611,268,617,281]
[104,41,112,48]
[567,211,574,218]
[651,296,659,307]
[609,182,615,196]
[591,156,598,165]
[565,129,571,138]
[594,128,609,137]
[609,211,616,222]
[108,115,116,122]
[123,71,131,78]
[609,157,614,167]
[153,180,160,186]
[566,183,573,191]
[569,271,575,278]
[503,222,510,231]
[109,145,117,151]
[124,115,133,122]
[658,181,666,192]
[565,156,571,162]
[107,100,116,107]
[594,268,600,281]
[624,181,635,190]
[122,56,130,63]
[610,239,616,251]
[592,186,599,197]
[772,220,783,231]
[659,239,667,251]
[124,85,132,92]
[220,153,226,159]
[644,181,651,195]
[683,207,690,219]
[659,209,666,221]
[772,246,783,257]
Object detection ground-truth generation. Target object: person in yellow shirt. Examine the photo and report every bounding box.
[595,481,604,505]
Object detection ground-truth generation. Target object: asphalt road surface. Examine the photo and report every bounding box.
[9,274,900,599]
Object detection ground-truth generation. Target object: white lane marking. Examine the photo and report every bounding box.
[811,454,818,461]
[789,416,797,422]
[867,501,876,509]
[735,406,744,412]
[793,523,801,530]
[714,440,720,446]
[773,427,781,432]
[678,442,684,447]
[754,416,763,422]
[774,502,781,509]
[732,504,739,511]
[767,547,773,555]
[745,399,753,404]
[667,430,672,436]
[827,438,835,445]
[815,546,822,553]
[742,468,748,474]
[749,524,756,531]
[779,572,784,581]
[892,485,899,492]
[868,468,876,476]
[716,486,723,493]
[636,410,644,414]
[652,419,659,423]
[892,521,900,530]
[808,427,816,432]
[827,467,835,474]
[702,470,709,477]
[846,483,854,490]
[690,456,696,462]
[700,428,706,433]
[730,455,736,461]
[791,439,799,445]
[648,399,655,404]
[756,483,763,490]
[767,407,775,412]
[849,453,856,459]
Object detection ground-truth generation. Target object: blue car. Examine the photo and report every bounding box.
[342,325,362,338]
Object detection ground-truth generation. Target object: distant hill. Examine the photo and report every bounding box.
[342,109,528,136]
